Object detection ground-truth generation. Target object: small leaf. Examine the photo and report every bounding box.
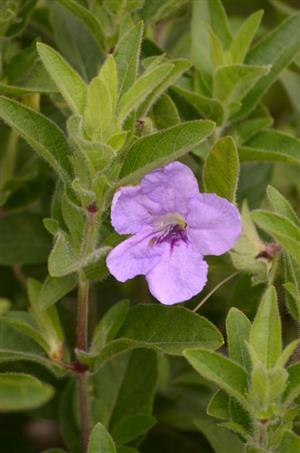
[226,307,251,371]
[49,231,111,277]
[203,136,239,202]
[115,21,143,97]
[249,286,282,368]
[252,210,300,264]
[230,11,263,64]
[191,0,232,89]
[267,185,299,226]
[38,274,77,309]
[152,94,180,129]
[90,300,129,353]
[37,42,87,114]
[119,120,215,184]
[117,304,223,354]
[277,431,300,453]
[194,417,244,453]
[184,349,249,409]
[0,373,54,411]
[238,12,300,118]
[140,59,191,117]
[88,423,116,453]
[172,85,224,125]
[111,414,156,445]
[0,96,73,183]
[56,0,105,52]
[284,363,300,405]
[84,76,112,141]
[118,64,173,124]
[213,64,269,107]
[239,129,300,165]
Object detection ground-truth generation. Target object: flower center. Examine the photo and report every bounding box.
[150,213,187,247]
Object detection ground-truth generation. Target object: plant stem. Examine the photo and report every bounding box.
[76,277,90,351]
[76,207,99,452]
[78,372,90,453]
[193,271,239,313]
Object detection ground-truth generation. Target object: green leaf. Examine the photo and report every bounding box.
[238,12,300,118]
[0,97,73,183]
[152,94,180,129]
[88,423,116,453]
[1,311,48,353]
[249,286,282,368]
[172,85,224,125]
[239,129,300,165]
[139,59,191,117]
[251,210,300,264]
[118,63,173,124]
[226,307,251,372]
[0,212,51,265]
[203,136,239,202]
[213,64,269,107]
[119,120,215,183]
[191,0,232,88]
[0,373,54,412]
[38,274,77,309]
[115,21,143,97]
[117,304,223,354]
[284,363,300,405]
[111,414,156,445]
[277,431,300,453]
[267,185,299,226]
[56,0,105,52]
[230,11,263,64]
[232,105,273,144]
[84,76,113,141]
[193,417,244,453]
[183,349,249,409]
[90,300,129,354]
[0,321,64,376]
[283,282,300,321]
[276,339,300,368]
[37,42,87,115]
[27,279,64,354]
[48,231,110,277]
[90,349,157,443]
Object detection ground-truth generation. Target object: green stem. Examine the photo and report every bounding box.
[193,271,239,312]
[76,208,99,452]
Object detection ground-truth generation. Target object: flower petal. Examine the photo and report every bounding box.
[146,241,208,305]
[187,194,241,256]
[106,232,165,282]
[111,186,162,234]
[141,161,199,215]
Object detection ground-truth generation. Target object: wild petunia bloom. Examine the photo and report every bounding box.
[107,162,241,305]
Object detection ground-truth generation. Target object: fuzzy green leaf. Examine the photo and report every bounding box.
[238,12,300,118]
[119,120,215,183]
[0,373,54,412]
[249,286,282,368]
[184,349,249,409]
[0,97,73,183]
[117,304,223,354]
[230,11,263,64]
[115,21,143,97]
[37,42,87,114]
[203,136,239,202]
[226,307,251,371]
[239,129,300,165]
[88,423,116,453]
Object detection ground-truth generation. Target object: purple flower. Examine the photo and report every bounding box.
[107,162,241,305]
